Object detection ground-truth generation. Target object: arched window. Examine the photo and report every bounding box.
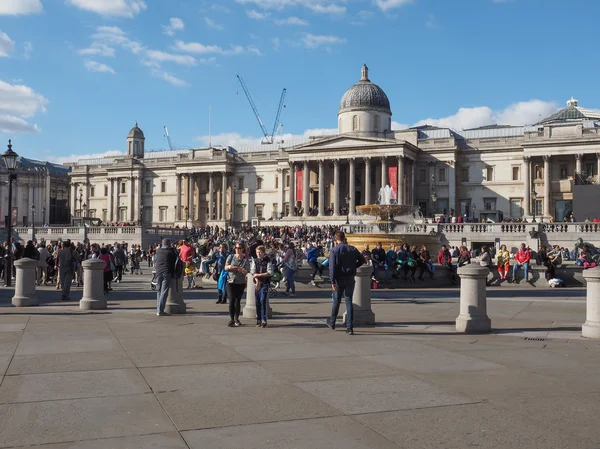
[374,115,380,131]
[352,115,358,131]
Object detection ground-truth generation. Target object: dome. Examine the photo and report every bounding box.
[128,122,145,139]
[338,65,391,115]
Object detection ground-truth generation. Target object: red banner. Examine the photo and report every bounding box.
[388,166,398,195]
[296,170,303,203]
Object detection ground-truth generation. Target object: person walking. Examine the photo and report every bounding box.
[224,242,254,327]
[253,245,274,328]
[112,244,126,283]
[98,247,113,294]
[325,231,366,335]
[281,242,297,297]
[154,238,178,316]
[216,243,229,304]
[307,243,323,286]
[57,240,74,301]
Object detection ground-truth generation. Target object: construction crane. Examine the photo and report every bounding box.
[164,126,174,151]
[236,74,286,145]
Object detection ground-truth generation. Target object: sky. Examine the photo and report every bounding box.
[1,0,599,163]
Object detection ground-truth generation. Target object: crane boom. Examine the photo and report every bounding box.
[271,88,286,142]
[236,75,271,143]
[164,126,174,151]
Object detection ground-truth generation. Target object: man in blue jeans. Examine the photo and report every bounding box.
[154,239,177,316]
[325,231,366,335]
[253,245,274,328]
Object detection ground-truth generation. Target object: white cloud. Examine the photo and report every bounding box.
[413,100,559,130]
[66,0,147,17]
[0,80,48,134]
[48,150,124,164]
[151,69,189,87]
[162,17,185,36]
[236,0,345,14]
[78,43,115,57]
[305,3,345,13]
[374,0,412,12]
[275,16,308,25]
[195,127,337,148]
[0,0,43,15]
[84,60,116,74]
[247,9,270,19]
[391,121,409,130]
[23,41,33,59]
[205,17,224,30]
[145,49,196,66]
[174,40,258,56]
[272,37,280,50]
[301,33,346,48]
[0,31,14,57]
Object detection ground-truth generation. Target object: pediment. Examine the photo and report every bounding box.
[288,135,400,152]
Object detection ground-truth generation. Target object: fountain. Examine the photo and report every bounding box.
[345,185,441,252]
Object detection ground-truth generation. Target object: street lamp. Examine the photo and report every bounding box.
[472,204,476,222]
[42,207,46,226]
[78,187,83,219]
[2,140,18,287]
[184,206,189,228]
[139,201,143,225]
[344,194,351,225]
[430,173,437,217]
[82,203,87,219]
[30,204,35,239]
[531,188,538,222]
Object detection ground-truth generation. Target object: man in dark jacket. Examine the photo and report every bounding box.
[154,238,177,316]
[370,241,387,281]
[325,231,365,335]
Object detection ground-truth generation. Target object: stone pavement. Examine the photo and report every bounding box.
[0,273,599,448]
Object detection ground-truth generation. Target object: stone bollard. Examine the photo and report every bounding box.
[243,273,273,319]
[343,264,375,326]
[582,266,600,338]
[80,260,107,310]
[12,258,39,307]
[456,265,491,333]
[165,276,186,314]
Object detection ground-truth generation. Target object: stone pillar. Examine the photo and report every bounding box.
[381,157,387,188]
[243,273,273,320]
[129,177,135,222]
[411,159,416,205]
[333,160,340,216]
[114,178,120,221]
[582,267,600,338]
[208,173,214,221]
[318,161,325,216]
[137,176,143,223]
[277,169,283,219]
[575,153,582,176]
[543,155,551,218]
[343,265,375,326]
[176,174,182,220]
[80,259,107,310]
[12,258,38,307]
[348,158,356,215]
[523,156,531,217]
[397,156,405,205]
[70,183,76,218]
[303,161,310,217]
[166,276,186,314]
[364,158,371,205]
[448,162,456,214]
[288,164,296,217]
[108,178,114,222]
[188,174,195,221]
[45,171,51,224]
[221,172,227,222]
[455,265,491,333]
[597,153,600,182]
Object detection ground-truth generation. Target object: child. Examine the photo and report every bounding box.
[185,262,196,289]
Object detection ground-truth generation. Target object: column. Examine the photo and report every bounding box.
[381,157,387,187]
[108,178,114,222]
[28,183,33,223]
[221,172,227,221]
[397,156,405,205]
[597,153,600,182]
[349,158,356,214]
[575,153,582,175]
[45,170,50,224]
[318,161,325,216]
[129,177,135,221]
[333,159,340,216]
[137,176,143,223]
[176,175,182,220]
[288,163,295,217]
[543,155,551,218]
[523,157,531,217]
[303,161,310,217]
[364,158,371,205]
[411,159,416,205]
[70,183,76,218]
[448,161,456,214]
[188,174,195,220]
[208,173,214,221]
[114,178,120,221]
[428,161,436,214]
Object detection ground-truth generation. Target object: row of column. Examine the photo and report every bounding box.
[3,173,51,226]
[177,172,229,223]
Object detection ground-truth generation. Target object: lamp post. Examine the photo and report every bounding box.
[42,206,46,226]
[3,140,18,287]
[344,194,351,225]
[30,204,35,241]
[472,204,476,222]
[531,188,537,222]
[78,187,83,218]
[82,203,87,218]
[139,201,143,225]
[184,206,189,228]
[430,173,437,217]
[174,205,177,224]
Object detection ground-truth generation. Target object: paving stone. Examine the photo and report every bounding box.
[23,321,110,332]
[15,333,122,356]
[0,323,26,332]
[0,394,175,448]
[295,375,475,415]
[0,368,150,403]
[16,432,189,449]
[116,334,220,351]
[231,342,352,361]
[209,332,312,346]
[127,345,248,367]
[7,350,135,375]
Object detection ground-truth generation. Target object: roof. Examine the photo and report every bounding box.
[338,65,391,115]
[127,122,145,139]
[18,157,70,176]
[538,98,600,125]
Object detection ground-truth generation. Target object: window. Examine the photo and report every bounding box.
[374,115,379,131]
[255,204,264,219]
[88,209,96,218]
[419,169,427,183]
[459,199,471,217]
[486,166,494,182]
[418,201,428,214]
[256,177,263,190]
[119,207,127,221]
[237,177,244,190]
[352,115,358,131]
[585,163,595,177]
[286,174,290,188]
[161,181,166,193]
[535,199,543,217]
[272,203,278,218]
[483,197,496,211]
[145,180,151,194]
[560,164,568,180]
[102,209,107,222]
[275,176,279,189]
[436,199,448,215]
[90,186,95,197]
[120,182,126,194]
[535,165,543,180]
[461,168,470,183]
[104,185,108,196]
[438,168,446,183]
[510,199,523,218]
[512,166,520,181]
[159,207,168,222]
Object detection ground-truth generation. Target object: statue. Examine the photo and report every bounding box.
[377,185,397,205]
[574,238,600,263]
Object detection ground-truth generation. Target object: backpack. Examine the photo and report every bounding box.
[174,254,184,279]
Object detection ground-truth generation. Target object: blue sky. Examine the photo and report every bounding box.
[1,0,599,162]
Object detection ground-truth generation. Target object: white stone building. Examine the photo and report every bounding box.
[68,65,600,227]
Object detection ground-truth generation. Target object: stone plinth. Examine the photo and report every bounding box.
[582,267,600,338]
[80,259,107,310]
[12,258,38,307]
[166,276,186,314]
[243,273,272,320]
[343,264,376,326]
[456,265,491,333]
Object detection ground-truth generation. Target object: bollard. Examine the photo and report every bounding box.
[12,258,39,307]
[582,266,600,338]
[165,276,186,314]
[243,273,273,320]
[80,259,107,310]
[456,265,491,333]
[343,264,375,326]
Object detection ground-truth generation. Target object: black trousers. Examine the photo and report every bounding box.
[115,265,124,281]
[309,261,323,280]
[226,283,246,321]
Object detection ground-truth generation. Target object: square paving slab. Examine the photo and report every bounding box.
[127,345,248,367]
[6,350,135,375]
[16,433,189,449]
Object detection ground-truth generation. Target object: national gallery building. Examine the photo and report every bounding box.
[68,65,600,227]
